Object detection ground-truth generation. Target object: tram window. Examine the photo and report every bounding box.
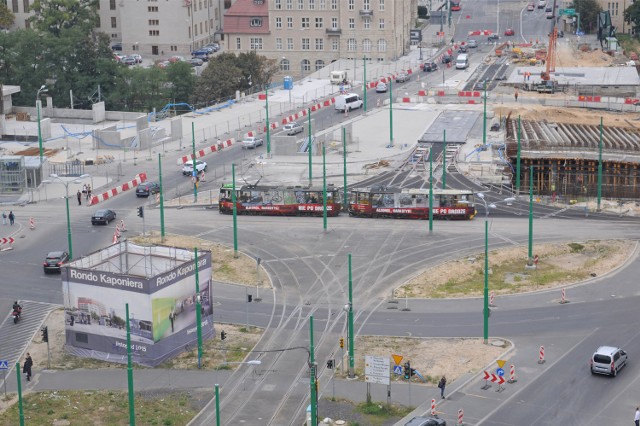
[250,191,263,203]
[399,194,413,206]
[240,192,250,202]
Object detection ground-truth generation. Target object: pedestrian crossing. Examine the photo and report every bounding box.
[0,301,59,373]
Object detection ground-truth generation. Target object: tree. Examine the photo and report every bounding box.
[165,61,196,105]
[191,53,243,107]
[624,2,640,35]
[29,0,99,37]
[0,3,16,29]
[572,0,602,34]
[236,51,278,92]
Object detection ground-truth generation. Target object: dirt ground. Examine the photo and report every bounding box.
[396,240,634,298]
[555,42,615,67]
[494,104,640,127]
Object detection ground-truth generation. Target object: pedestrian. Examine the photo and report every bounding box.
[77,190,82,206]
[23,353,33,381]
[169,311,175,332]
[514,89,519,102]
[86,184,92,201]
[8,211,14,226]
[635,407,640,426]
[438,375,447,399]
[1,211,6,225]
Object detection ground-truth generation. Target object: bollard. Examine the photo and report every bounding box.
[431,398,436,416]
[489,291,495,307]
[560,288,568,304]
[119,220,127,232]
[508,364,517,383]
[29,217,35,230]
[457,408,464,425]
[538,345,545,364]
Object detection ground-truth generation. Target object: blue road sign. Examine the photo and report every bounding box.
[393,365,403,375]
[0,360,8,370]
[496,368,505,376]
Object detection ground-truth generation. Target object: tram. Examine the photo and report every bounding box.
[348,187,477,220]
[219,184,342,216]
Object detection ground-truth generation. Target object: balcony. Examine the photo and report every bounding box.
[359,9,373,17]
[326,27,342,35]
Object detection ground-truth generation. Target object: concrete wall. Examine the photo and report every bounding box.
[170,117,182,139]
[136,115,149,133]
[92,102,106,123]
[41,118,52,140]
[14,106,144,123]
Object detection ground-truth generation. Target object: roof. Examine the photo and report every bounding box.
[224,0,270,34]
[508,66,640,86]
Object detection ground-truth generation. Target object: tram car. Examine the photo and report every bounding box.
[219,184,342,216]
[349,187,477,220]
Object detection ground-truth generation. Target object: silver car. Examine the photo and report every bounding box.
[467,39,478,48]
[590,346,627,376]
[283,122,304,135]
[242,136,264,149]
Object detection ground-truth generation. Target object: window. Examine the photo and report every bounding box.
[331,18,338,29]
[363,39,372,52]
[276,38,283,49]
[250,37,263,50]
[302,38,310,49]
[111,17,117,28]
[315,38,324,50]
[348,38,356,51]
[287,38,294,49]
[378,39,386,52]
[319,0,326,9]
[315,17,323,28]
[21,0,26,12]
[331,0,338,9]
[315,59,325,70]
[96,16,101,27]
[302,59,311,71]
[286,0,292,9]
[149,19,159,26]
[298,0,304,9]
[11,0,17,14]
[363,0,370,10]
[309,0,315,9]
[287,17,293,28]
[236,37,241,49]
[275,0,282,8]
[148,6,158,12]
[363,18,370,29]
[280,58,290,71]
[331,39,339,51]
[110,0,116,10]
[348,0,354,10]
[379,19,384,29]
[302,17,309,28]
[250,17,263,27]
[349,18,355,29]
[379,0,384,10]
[149,30,159,36]
[276,17,282,28]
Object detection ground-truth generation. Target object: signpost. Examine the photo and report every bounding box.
[559,8,575,15]
[0,360,8,399]
[365,355,390,404]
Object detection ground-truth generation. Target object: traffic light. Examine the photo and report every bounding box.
[220,330,227,341]
[326,359,334,369]
[137,206,144,218]
[340,337,344,348]
[404,361,411,379]
[410,368,416,377]
[41,326,48,343]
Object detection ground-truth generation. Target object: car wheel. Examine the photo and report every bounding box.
[590,368,595,375]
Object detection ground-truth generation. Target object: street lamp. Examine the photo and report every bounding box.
[43,173,90,258]
[36,85,48,164]
[472,193,517,218]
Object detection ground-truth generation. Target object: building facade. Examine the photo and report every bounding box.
[3,0,226,58]
[598,0,635,35]
[223,0,417,76]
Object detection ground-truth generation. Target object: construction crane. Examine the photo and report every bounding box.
[537,0,558,92]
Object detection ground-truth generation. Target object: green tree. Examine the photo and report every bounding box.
[572,0,602,34]
[191,53,243,107]
[624,2,640,35]
[0,3,16,29]
[29,0,99,37]
[235,51,278,92]
[165,61,196,106]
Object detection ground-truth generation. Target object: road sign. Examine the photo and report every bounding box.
[410,29,423,42]
[392,354,403,365]
[365,355,390,385]
[496,359,506,369]
[393,365,403,375]
[0,361,8,370]
[559,8,575,15]
[496,368,505,376]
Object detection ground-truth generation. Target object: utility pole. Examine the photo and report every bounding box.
[597,117,603,211]
[516,116,522,196]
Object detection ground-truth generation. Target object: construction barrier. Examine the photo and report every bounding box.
[578,95,601,102]
[431,399,436,416]
[89,173,147,205]
[176,139,235,165]
[508,364,517,383]
[538,345,545,364]
[560,288,568,304]
[29,217,35,230]
[489,291,495,307]
[458,408,464,425]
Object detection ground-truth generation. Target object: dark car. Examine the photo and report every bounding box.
[405,416,447,426]
[43,251,69,273]
[441,54,452,64]
[488,34,499,42]
[91,209,116,225]
[192,49,210,61]
[136,182,160,197]
[424,62,438,72]
[396,72,411,83]
[188,58,204,67]
[111,43,122,51]
[458,44,468,53]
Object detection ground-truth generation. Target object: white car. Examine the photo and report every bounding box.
[283,122,304,135]
[376,82,388,93]
[182,159,207,176]
[242,137,264,149]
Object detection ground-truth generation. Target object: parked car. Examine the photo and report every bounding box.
[192,49,210,61]
[283,122,304,135]
[405,416,447,426]
[242,136,264,149]
[467,39,478,48]
[188,58,204,67]
[424,62,438,72]
[504,28,515,36]
[488,34,499,42]
[169,55,185,63]
[376,82,388,93]
[43,251,69,273]
[590,346,627,376]
[182,160,207,176]
[113,53,125,63]
[91,209,116,225]
[458,44,468,53]
[136,182,160,197]
[527,3,535,10]
[111,43,122,51]
[130,54,142,63]
[396,72,411,83]
[122,56,137,66]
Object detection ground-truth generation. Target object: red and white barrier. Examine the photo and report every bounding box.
[538,346,545,364]
[29,217,35,230]
[176,138,235,165]
[89,173,147,205]
[508,364,517,383]
[431,399,436,416]
[457,408,464,425]
[112,232,119,245]
[489,291,495,307]
[560,288,568,304]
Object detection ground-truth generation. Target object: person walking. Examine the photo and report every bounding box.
[77,190,82,206]
[514,89,519,102]
[8,211,14,226]
[438,375,447,399]
[635,407,640,426]
[169,311,175,332]
[86,184,91,201]
[1,211,6,225]
[23,353,33,381]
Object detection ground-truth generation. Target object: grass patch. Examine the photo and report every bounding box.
[0,390,207,426]
[355,402,413,425]
[617,34,640,55]
[567,242,585,253]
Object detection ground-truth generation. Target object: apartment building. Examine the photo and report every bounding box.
[224,0,417,76]
[3,0,225,58]
[598,0,634,35]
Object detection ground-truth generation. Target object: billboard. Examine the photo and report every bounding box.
[62,246,213,366]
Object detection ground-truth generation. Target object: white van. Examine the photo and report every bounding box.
[537,0,546,8]
[335,93,363,112]
[455,54,469,69]
[330,70,348,84]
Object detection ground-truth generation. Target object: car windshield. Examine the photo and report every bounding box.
[95,210,107,216]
